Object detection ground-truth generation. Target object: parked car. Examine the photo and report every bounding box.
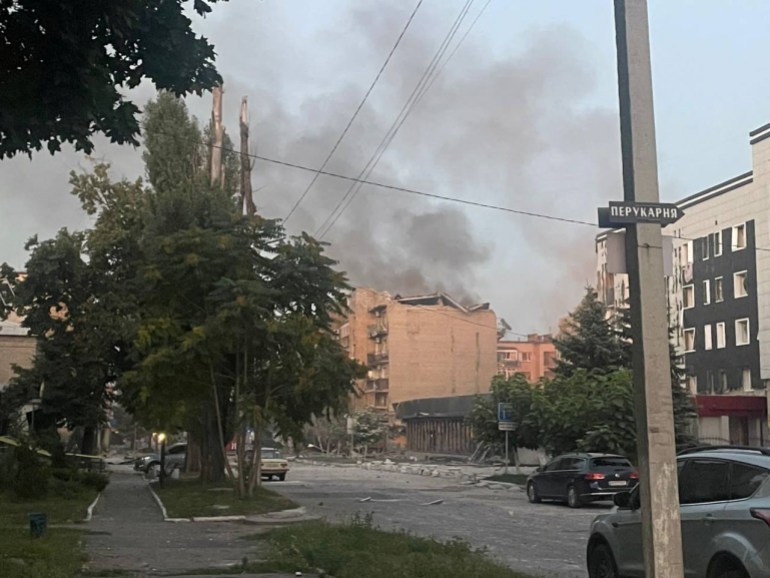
[133,443,187,474]
[527,452,638,508]
[243,447,289,481]
[587,446,770,578]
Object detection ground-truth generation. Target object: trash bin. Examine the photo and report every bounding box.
[28,512,47,538]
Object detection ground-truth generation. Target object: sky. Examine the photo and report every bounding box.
[3,0,770,336]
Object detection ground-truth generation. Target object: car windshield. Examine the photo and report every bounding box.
[262,449,282,459]
[590,457,631,469]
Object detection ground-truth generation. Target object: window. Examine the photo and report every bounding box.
[521,352,532,361]
[706,370,715,393]
[703,280,711,305]
[686,375,697,395]
[684,240,694,264]
[742,368,752,392]
[702,237,709,260]
[715,277,724,302]
[736,318,750,346]
[678,459,730,504]
[734,271,748,298]
[704,324,713,350]
[714,230,723,257]
[733,223,747,250]
[716,323,726,349]
[545,458,566,472]
[590,457,632,469]
[684,328,695,352]
[718,370,728,393]
[730,463,769,500]
[683,285,695,309]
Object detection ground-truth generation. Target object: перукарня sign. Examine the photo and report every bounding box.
[597,201,683,228]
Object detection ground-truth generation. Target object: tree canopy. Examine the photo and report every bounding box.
[0,0,227,158]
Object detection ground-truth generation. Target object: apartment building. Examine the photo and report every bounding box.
[337,288,498,414]
[497,334,557,381]
[596,121,770,446]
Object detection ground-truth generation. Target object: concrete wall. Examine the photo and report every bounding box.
[0,334,35,389]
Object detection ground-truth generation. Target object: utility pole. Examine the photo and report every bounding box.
[614,1,684,576]
[210,85,224,187]
[240,96,257,216]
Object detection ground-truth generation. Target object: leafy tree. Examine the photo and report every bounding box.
[351,409,387,457]
[468,374,538,469]
[533,370,637,459]
[2,230,122,453]
[553,287,627,377]
[0,0,227,158]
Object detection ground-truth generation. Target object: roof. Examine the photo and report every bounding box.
[395,394,488,420]
[393,292,490,314]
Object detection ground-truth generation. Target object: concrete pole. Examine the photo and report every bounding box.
[613,2,684,576]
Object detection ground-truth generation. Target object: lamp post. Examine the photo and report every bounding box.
[158,433,167,488]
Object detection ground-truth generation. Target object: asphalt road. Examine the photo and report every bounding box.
[272,463,614,578]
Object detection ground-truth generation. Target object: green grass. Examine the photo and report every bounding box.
[233,515,536,578]
[485,473,529,486]
[153,478,298,518]
[0,486,96,578]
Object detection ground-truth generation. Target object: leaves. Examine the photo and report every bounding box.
[0,1,228,158]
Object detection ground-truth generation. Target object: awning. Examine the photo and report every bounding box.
[696,395,767,418]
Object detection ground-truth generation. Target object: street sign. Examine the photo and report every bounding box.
[497,402,513,422]
[598,201,683,228]
[498,422,514,431]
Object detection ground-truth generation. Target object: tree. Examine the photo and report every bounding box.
[468,374,538,469]
[1,230,123,453]
[351,409,387,457]
[0,0,227,158]
[533,370,637,459]
[553,287,627,377]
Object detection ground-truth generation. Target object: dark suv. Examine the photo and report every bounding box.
[587,446,770,578]
[527,452,638,508]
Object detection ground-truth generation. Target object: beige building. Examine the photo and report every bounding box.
[338,288,498,414]
[497,334,557,382]
[0,313,35,390]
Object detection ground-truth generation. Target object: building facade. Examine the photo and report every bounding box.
[596,122,770,446]
[337,288,498,415]
[497,334,557,381]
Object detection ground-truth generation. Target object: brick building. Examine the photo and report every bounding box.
[497,334,557,381]
[596,121,770,446]
[337,288,498,414]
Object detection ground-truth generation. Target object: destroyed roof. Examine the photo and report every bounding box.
[393,292,489,314]
[0,319,29,336]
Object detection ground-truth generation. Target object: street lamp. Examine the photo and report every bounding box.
[158,433,167,488]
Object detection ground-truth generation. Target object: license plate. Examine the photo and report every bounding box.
[608,480,628,487]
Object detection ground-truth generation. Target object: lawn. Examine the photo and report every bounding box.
[0,485,95,578]
[152,478,298,518]
[235,516,536,578]
[485,473,529,486]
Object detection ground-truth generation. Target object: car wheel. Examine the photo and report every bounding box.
[278,473,286,481]
[716,570,749,578]
[567,485,582,508]
[147,463,160,478]
[527,482,541,503]
[588,543,618,578]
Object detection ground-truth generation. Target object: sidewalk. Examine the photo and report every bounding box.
[82,467,306,577]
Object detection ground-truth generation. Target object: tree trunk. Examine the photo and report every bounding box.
[185,428,202,474]
[239,96,257,216]
[199,404,226,483]
[81,426,97,456]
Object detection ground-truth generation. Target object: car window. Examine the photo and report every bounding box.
[679,459,730,504]
[544,458,565,472]
[563,458,585,471]
[590,457,631,469]
[730,462,769,500]
[262,449,282,459]
[168,445,186,455]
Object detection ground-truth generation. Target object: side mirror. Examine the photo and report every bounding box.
[613,491,632,509]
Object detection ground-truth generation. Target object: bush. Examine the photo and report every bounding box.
[12,444,50,499]
[80,471,109,492]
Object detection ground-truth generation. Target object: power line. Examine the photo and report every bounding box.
[283,0,424,224]
[315,0,477,239]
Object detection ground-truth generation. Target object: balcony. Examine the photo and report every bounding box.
[366,378,389,392]
[368,322,388,338]
[367,352,389,365]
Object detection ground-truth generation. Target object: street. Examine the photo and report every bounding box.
[273,462,612,578]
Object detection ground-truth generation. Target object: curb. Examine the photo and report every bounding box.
[85,492,102,522]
